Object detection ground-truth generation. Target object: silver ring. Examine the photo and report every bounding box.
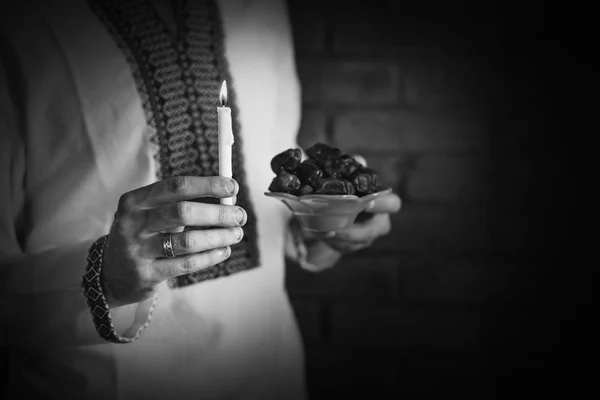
[162,232,176,258]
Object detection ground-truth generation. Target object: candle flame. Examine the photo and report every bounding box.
[219,80,228,106]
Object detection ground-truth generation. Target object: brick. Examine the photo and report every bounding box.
[330,3,478,55]
[406,155,489,203]
[345,154,538,206]
[329,303,483,350]
[351,151,424,196]
[358,153,406,190]
[396,255,545,306]
[296,58,323,104]
[369,203,490,253]
[289,298,323,344]
[288,1,327,54]
[334,110,488,153]
[331,2,406,55]
[400,52,491,113]
[352,156,548,254]
[403,56,448,110]
[297,110,327,148]
[323,61,399,104]
[368,200,545,254]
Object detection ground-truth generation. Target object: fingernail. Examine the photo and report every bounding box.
[223,246,231,257]
[236,207,245,225]
[366,200,375,210]
[226,180,235,194]
[235,227,244,241]
[352,154,367,167]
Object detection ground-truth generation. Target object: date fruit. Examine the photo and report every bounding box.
[296,184,315,196]
[294,159,323,188]
[270,148,302,174]
[324,154,362,178]
[349,167,379,195]
[305,143,341,168]
[268,171,301,194]
[314,178,356,195]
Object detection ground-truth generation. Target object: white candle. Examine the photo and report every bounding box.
[218,80,235,205]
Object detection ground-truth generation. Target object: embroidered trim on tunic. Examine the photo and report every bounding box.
[87,0,260,287]
[82,235,159,343]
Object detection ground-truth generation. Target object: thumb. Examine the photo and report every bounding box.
[352,154,367,167]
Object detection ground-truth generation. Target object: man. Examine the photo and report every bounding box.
[0,0,401,398]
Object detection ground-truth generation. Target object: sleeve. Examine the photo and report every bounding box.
[273,1,345,270]
[271,0,323,266]
[270,0,302,154]
[0,47,154,350]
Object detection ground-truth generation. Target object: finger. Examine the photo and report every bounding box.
[127,176,240,208]
[333,214,391,242]
[150,246,232,283]
[312,231,337,240]
[143,202,247,232]
[365,193,402,214]
[352,154,367,167]
[323,238,372,253]
[144,227,244,259]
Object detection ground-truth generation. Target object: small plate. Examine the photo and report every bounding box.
[265,187,392,232]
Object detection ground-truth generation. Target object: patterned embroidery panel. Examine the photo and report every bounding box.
[88,0,260,287]
[82,235,159,343]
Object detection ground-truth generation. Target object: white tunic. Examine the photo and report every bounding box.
[0,0,305,398]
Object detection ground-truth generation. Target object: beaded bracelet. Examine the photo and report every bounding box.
[81,235,158,343]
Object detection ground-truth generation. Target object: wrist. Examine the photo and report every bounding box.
[304,239,342,272]
[82,235,158,343]
[289,219,341,272]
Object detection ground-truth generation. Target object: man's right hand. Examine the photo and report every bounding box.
[101,176,247,307]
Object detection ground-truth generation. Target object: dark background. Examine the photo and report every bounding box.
[0,0,585,398]
[285,0,582,399]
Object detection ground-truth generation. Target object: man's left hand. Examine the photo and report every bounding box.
[315,192,402,253]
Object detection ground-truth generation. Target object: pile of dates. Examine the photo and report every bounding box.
[268,143,379,196]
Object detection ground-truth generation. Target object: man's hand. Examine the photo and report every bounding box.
[297,192,401,272]
[295,152,402,271]
[102,176,247,308]
[316,192,402,253]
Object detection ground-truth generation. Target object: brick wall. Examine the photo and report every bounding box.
[286,1,569,399]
